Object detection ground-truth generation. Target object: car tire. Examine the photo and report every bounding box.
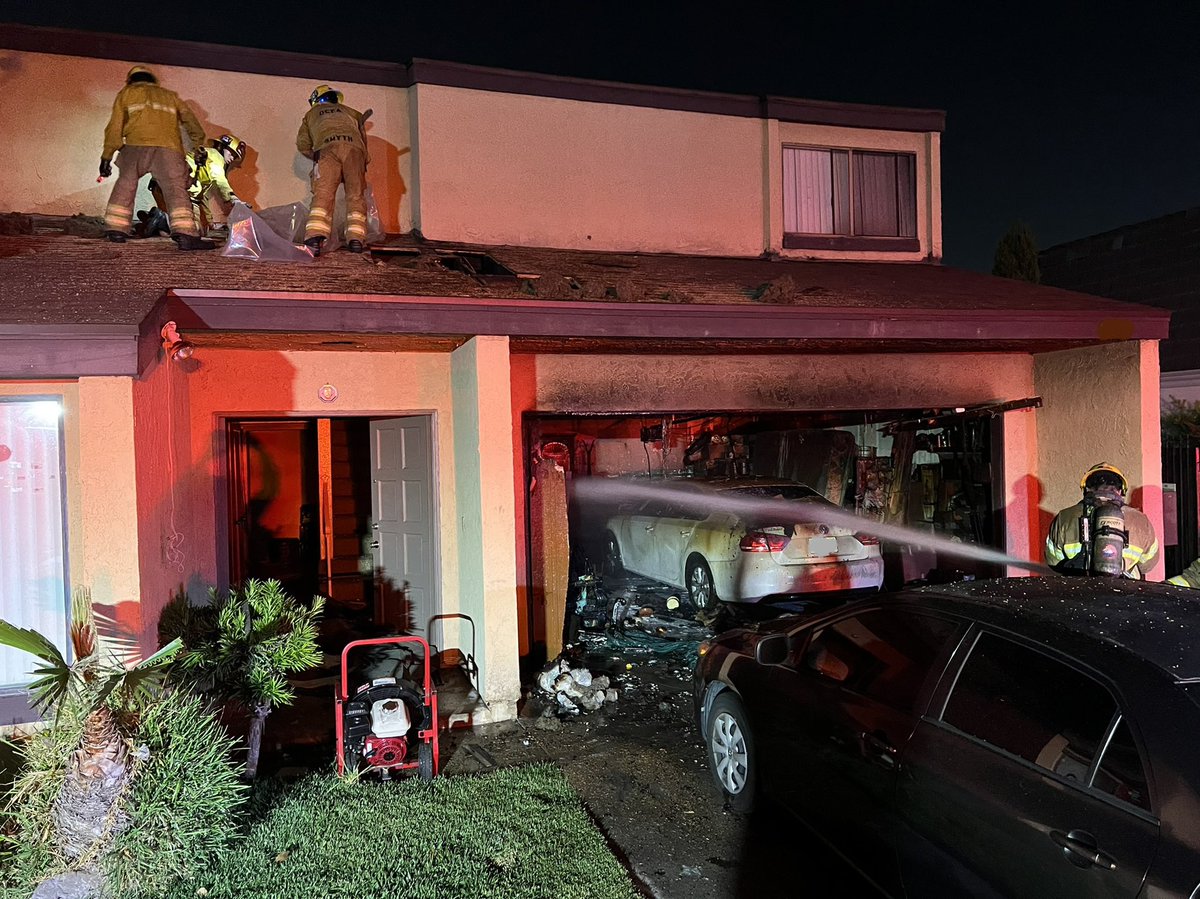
[687,555,718,609]
[603,532,625,577]
[706,692,755,812]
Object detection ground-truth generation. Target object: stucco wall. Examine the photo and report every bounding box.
[1034,341,1164,578]
[451,338,520,719]
[0,50,413,232]
[528,352,1034,413]
[131,348,460,646]
[413,83,766,255]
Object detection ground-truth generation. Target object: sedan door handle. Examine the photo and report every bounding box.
[644,525,656,531]
[859,731,898,769]
[369,541,380,550]
[1049,830,1118,871]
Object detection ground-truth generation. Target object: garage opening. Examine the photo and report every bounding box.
[521,406,1013,661]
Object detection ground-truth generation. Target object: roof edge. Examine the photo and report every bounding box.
[1,24,945,132]
[161,289,1170,342]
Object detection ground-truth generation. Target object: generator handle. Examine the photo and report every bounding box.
[338,636,433,703]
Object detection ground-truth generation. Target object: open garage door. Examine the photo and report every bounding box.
[520,401,1036,661]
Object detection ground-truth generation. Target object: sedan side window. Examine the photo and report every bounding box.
[803,610,960,713]
[941,634,1115,785]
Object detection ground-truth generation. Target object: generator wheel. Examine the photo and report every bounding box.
[418,741,435,781]
[341,746,361,777]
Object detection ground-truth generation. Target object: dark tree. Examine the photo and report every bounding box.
[992,222,1040,283]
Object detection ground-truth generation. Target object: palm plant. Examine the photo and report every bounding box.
[0,587,180,865]
[164,578,325,780]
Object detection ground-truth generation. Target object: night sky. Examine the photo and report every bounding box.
[7,3,1200,271]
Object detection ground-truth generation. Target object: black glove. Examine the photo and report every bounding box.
[194,147,207,167]
[99,158,112,178]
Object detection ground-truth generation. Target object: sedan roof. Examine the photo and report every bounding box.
[915,578,1200,680]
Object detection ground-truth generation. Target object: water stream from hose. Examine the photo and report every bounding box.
[572,476,1054,577]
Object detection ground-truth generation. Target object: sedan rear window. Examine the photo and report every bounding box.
[723,485,824,502]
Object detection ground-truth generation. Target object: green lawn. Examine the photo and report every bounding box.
[163,764,642,899]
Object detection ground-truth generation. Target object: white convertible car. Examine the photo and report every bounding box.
[602,476,884,608]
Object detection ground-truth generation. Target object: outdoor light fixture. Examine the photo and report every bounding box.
[160,321,194,362]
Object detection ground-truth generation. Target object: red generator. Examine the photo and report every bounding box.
[335,636,439,780]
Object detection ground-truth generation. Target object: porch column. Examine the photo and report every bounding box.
[76,377,143,637]
[451,336,521,720]
[1034,340,1164,580]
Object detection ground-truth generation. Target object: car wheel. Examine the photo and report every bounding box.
[602,532,624,577]
[706,692,755,812]
[687,555,717,609]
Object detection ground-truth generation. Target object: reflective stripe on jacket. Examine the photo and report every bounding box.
[296,103,368,160]
[103,83,205,159]
[1045,500,1159,578]
[1168,558,1200,588]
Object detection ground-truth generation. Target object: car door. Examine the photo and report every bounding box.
[756,607,966,897]
[620,499,663,577]
[895,630,1159,899]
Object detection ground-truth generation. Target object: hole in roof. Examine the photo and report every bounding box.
[436,252,517,278]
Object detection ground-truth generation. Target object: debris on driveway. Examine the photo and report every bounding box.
[535,658,619,715]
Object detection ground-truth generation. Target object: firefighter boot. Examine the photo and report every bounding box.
[305,236,325,257]
[347,240,364,253]
[105,230,127,243]
[174,233,217,251]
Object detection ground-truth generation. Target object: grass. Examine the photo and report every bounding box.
[163,764,642,899]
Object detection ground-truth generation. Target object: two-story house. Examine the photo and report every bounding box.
[0,25,1170,724]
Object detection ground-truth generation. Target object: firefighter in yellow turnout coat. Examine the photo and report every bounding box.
[100,66,214,250]
[1046,463,1159,578]
[149,134,246,236]
[297,84,370,255]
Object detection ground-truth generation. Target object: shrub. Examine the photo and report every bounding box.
[0,690,245,899]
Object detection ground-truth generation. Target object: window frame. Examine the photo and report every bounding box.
[795,605,969,717]
[929,626,1158,822]
[0,395,72,725]
[781,143,920,252]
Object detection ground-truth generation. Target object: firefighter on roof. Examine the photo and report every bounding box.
[296,84,371,256]
[148,134,248,237]
[1046,463,1159,578]
[99,66,215,251]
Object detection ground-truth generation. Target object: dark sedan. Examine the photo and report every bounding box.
[694,578,1200,898]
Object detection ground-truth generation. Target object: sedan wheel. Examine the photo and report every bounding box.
[706,693,755,812]
[687,556,717,610]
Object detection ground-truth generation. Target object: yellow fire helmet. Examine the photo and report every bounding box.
[1081,462,1128,494]
[213,134,245,163]
[126,65,158,84]
[309,84,344,106]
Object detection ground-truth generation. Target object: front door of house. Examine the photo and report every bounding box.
[369,417,437,644]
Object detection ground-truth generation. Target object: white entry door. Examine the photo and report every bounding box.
[369,417,438,645]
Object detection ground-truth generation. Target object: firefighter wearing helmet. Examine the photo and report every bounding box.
[99,66,215,250]
[296,84,371,255]
[1046,463,1159,578]
[148,134,248,237]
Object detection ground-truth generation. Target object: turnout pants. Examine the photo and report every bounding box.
[305,143,367,243]
[104,146,198,237]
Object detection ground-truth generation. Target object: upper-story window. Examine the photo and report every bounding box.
[783,146,918,251]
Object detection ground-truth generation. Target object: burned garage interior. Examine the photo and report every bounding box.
[520,399,1037,667]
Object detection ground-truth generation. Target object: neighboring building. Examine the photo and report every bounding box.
[1042,207,1200,574]
[0,25,1170,724]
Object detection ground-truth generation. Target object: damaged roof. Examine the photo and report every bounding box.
[0,229,1171,378]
